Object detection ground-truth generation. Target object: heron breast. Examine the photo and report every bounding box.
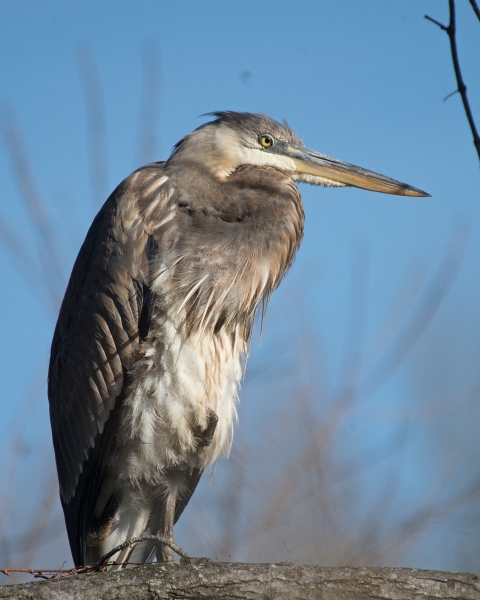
[116,309,242,489]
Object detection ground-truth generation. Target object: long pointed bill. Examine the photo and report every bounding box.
[281,144,430,197]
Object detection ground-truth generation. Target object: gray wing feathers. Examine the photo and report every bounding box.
[48,168,170,505]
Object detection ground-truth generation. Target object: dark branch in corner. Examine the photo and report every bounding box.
[425,0,480,161]
[469,0,480,22]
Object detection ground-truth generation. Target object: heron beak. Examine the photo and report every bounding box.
[282,144,430,197]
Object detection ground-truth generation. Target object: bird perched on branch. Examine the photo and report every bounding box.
[48,112,428,567]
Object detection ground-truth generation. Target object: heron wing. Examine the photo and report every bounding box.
[48,164,173,564]
[174,467,203,524]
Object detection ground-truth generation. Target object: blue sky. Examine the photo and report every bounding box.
[0,0,479,574]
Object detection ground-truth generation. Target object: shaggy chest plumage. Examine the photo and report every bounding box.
[116,163,304,492]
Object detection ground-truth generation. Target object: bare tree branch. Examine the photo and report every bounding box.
[426,0,480,161]
[2,563,480,599]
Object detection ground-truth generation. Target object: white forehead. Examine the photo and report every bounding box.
[213,124,296,179]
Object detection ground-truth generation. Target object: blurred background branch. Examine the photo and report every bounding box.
[75,46,109,209]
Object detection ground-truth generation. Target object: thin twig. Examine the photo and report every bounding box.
[443,89,459,102]
[0,536,193,581]
[424,14,447,31]
[469,0,480,21]
[0,567,90,580]
[0,561,150,580]
[425,0,480,161]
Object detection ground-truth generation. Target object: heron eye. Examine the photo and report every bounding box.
[259,135,274,148]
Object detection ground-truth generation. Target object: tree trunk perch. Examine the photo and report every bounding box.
[1,562,480,600]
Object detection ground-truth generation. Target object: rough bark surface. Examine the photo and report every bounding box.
[1,562,480,600]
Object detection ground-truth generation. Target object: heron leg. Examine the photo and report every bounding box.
[155,411,218,562]
[155,474,179,562]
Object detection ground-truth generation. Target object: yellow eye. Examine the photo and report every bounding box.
[259,134,274,148]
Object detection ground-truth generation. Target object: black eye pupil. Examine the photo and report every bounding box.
[261,135,272,147]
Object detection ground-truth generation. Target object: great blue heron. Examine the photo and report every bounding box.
[48,112,429,568]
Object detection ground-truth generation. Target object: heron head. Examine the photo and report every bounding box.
[169,112,429,197]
